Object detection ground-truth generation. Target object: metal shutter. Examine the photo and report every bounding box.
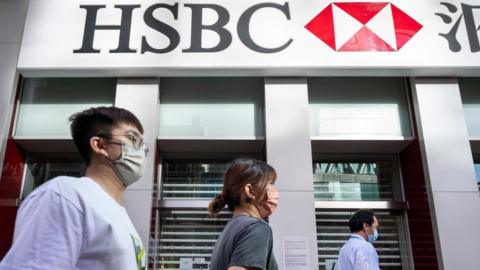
[316,209,405,270]
[154,161,232,269]
[151,208,231,270]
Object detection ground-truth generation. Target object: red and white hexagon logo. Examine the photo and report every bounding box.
[305,2,423,51]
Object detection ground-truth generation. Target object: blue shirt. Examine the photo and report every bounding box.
[337,234,380,270]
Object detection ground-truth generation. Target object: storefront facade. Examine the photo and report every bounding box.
[1,0,480,269]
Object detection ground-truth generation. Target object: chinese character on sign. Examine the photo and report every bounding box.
[436,2,480,52]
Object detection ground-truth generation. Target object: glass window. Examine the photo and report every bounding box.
[21,155,85,200]
[308,77,411,139]
[158,78,264,138]
[161,160,227,200]
[15,78,116,137]
[459,78,480,137]
[475,163,480,190]
[316,209,410,270]
[313,160,395,201]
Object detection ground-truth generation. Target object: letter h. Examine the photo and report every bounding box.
[74,5,140,53]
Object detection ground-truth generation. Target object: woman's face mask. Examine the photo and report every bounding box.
[257,185,280,219]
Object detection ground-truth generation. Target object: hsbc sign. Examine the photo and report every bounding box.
[73,3,294,54]
[18,0,480,76]
[73,2,420,54]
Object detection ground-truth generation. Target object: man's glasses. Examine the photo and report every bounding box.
[97,133,149,153]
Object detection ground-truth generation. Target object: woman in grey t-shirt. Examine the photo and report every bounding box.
[208,158,280,270]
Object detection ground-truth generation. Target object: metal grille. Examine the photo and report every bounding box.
[151,208,231,270]
[316,209,405,270]
[161,161,227,200]
[313,161,394,201]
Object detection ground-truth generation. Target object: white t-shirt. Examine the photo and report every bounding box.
[0,176,146,270]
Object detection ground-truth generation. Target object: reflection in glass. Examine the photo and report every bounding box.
[310,104,402,137]
[313,161,393,201]
[161,161,227,200]
[308,77,411,138]
[158,78,264,138]
[159,104,257,137]
[21,156,85,200]
[15,78,116,137]
[475,163,480,190]
[459,78,480,137]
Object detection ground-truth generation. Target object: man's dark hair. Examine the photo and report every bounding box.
[348,209,376,233]
[69,106,144,165]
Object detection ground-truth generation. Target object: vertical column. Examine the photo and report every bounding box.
[0,0,29,259]
[0,0,28,170]
[115,78,159,256]
[265,78,318,269]
[410,78,480,269]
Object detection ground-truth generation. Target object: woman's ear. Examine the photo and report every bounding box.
[244,183,256,201]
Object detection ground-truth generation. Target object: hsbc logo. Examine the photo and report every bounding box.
[305,2,423,51]
[74,3,293,54]
[74,1,423,54]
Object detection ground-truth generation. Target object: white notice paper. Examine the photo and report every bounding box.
[283,237,310,270]
[179,258,193,270]
[325,259,339,270]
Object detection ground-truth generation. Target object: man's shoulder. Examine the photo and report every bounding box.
[351,238,377,256]
[23,176,94,210]
[33,176,91,195]
[342,236,376,251]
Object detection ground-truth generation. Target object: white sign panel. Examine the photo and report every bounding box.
[283,237,310,270]
[18,0,480,76]
[325,259,339,270]
[179,257,193,270]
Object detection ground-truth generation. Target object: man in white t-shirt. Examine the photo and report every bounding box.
[0,106,148,270]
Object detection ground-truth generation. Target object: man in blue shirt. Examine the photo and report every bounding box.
[338,210,381,270]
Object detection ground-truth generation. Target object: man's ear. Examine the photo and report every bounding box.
[90,136,109,157]
[244,183,256,201]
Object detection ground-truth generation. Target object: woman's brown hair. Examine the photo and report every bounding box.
[208,158,277,214]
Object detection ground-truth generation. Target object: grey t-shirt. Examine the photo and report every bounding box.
[210,215,278,270]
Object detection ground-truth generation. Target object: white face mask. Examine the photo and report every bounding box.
[108,142,147,186]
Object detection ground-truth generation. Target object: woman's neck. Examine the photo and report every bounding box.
[233,203,261,219]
